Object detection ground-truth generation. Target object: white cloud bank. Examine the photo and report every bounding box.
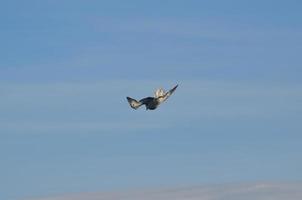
[30,182,302,200]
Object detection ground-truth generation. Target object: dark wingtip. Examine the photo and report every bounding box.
[172,84,178,90]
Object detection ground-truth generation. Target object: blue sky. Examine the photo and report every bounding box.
[1,1,302,200]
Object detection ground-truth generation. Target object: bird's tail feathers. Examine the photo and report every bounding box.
[154,88,165,98]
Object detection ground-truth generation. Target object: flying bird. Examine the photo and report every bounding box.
[127,84,178,110]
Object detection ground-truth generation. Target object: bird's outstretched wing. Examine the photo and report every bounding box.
[157,84,178,103]
[127,97,142,109]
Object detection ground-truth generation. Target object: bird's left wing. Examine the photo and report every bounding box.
[127,97,142,109]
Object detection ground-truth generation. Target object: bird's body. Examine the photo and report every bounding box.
[139,97,159,110]
[127,84,178,110]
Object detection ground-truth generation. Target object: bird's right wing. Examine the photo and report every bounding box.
[158,84,178,103]
[127,97,142,109]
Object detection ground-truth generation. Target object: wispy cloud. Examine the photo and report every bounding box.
[28,182,302,200]
[92,17,302,40]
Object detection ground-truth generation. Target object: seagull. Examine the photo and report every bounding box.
[127,84,178,110]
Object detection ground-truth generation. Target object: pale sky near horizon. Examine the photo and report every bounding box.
[1,1,302,200]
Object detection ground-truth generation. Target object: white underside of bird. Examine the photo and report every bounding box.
[127,84,178,110]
